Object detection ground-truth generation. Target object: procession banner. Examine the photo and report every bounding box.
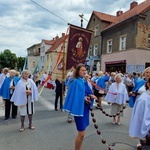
[66,24,92,70]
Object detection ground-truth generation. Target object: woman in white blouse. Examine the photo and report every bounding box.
[11,70,38,132]
[105,73,129,125]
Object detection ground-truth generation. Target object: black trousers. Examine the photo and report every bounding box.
[55,93,63,110]
[35,81,39,87]
[5,99,18,119]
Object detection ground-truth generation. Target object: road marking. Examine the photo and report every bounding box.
[39,96,54,110]
[39,96,108,111]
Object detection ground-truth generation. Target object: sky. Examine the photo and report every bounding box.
[0,0,145,57]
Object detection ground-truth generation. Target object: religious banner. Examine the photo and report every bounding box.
[66,24,93,70]
[52,53,67,81]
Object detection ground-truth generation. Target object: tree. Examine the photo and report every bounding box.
[17,57,25,71]
[0,49,18,69]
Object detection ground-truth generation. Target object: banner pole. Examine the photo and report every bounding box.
[61,45,66,110]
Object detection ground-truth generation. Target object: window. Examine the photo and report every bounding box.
[148,34,150,49]
[47,55,49,61]
[119,35,126,50]
[94,25,99,36]
[41,46,45,52]
[107,39,112,53]
[88,46,92,56]
[93,44,98,56]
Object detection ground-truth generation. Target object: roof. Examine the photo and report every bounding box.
[42,39,56,45]
[87,0,150,31]
[86,11,116,28]
[93,11,116,23]
[45,35,68,54]
[104,0,150,31]
[27,43,40,50]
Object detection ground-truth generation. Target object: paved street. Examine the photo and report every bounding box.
[0,88,138,150]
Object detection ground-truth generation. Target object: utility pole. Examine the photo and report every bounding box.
[79,14,84,28]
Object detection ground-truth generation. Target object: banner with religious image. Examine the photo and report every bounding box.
[66,24,93,70]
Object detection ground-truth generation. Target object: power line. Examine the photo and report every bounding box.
[30,0,69,24]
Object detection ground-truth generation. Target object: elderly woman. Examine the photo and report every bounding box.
[129,67,150,107]
[105,73,129,125]
[0,70,19,120]
[11,70,38,132]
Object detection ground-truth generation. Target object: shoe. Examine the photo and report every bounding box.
[4,117,9,121]
[112,121,116,124]
[137,143,142,149]
[12,116,16,119]
[55,109,58,111]
[117,122,121,125]
[19,128,25,132]
[29,126,35,130]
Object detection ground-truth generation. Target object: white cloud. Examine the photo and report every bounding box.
[0,0,146,56]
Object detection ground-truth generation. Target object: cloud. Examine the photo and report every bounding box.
[0,0,146,56]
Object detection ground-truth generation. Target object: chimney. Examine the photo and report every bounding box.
[62,33,65,37]
[116,10,123,16]
[130,1,138,9]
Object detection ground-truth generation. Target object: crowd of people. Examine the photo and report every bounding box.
[63,65,150,150]
[0,65,150,149]
[0,68,38,132]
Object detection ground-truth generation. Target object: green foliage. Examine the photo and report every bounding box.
[17,57,25,71]
[0,49,25,70]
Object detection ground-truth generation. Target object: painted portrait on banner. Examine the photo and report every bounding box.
[57,58,65,70]
[52,53,67,81]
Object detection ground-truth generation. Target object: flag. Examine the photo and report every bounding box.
[33,62,39,74]
[66,24,92,70]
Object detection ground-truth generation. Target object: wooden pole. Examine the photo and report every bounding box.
[61,45,66,111]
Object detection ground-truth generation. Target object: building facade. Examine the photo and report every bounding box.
[101,0,150,73]
[86,11,116,72]
[86,0,150,73]
[45,33,68,81]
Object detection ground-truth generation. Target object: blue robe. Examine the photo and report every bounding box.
[129,79,146,107]
[97,76,106,90]
[0,76,20,100]
[0,73,7,95]
[63,77,93,131]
